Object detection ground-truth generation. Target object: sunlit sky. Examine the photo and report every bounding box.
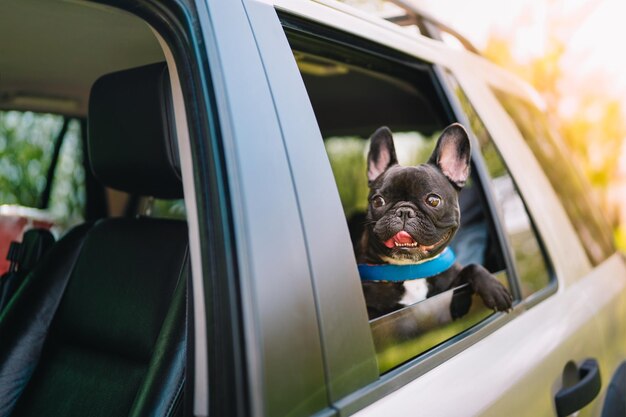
[415,0,626,118]
[413,0,626,225]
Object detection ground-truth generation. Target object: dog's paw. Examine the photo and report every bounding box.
[462,264,513,312]
[479,280,513,312]
[449,286,473,319]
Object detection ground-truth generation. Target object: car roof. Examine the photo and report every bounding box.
[0,0,544,117]
[0,0,164,116]
[278,0,545,110]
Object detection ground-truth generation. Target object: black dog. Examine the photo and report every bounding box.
[358,124,512,319]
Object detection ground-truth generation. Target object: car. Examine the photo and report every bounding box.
[1,0,625,416]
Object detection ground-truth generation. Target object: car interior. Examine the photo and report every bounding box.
[1,1,191,415]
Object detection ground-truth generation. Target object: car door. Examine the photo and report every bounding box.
[240,1,623,416]
[456,66,626,417]
[195,0,339,416]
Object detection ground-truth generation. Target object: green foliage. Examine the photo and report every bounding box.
[48,121,86,227]
[0,111,61,206]
[325,138,369,218]
[152,198,186,220]
[0,111,85,228]
[375,305,492,373]
[510,230,551,298]
[324,132,438,218]
[484,36,626,230]
[454,86,507,178]
[373,270,509,373]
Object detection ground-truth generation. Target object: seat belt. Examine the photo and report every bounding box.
[0,229,55,313]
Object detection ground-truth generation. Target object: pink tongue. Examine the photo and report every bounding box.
[383,231,415,248]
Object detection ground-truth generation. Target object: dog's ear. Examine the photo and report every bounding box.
[428,123,471,188]
[367,127,398,183]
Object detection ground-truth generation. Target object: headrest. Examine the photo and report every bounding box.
[88,62,182,199]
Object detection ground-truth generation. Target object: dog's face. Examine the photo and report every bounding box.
[361,123,471,264]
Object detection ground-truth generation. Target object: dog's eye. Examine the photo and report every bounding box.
[426,194,441,207]
[372,196,385,208]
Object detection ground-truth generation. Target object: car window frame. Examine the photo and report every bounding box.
[269,10,529,414]
[105,1,257,415]
[491,88,615,265]
[281,14,521,305]
[454,62,594,289]
[439,69,558,309]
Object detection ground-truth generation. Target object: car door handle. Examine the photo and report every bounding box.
[555,359,602,417]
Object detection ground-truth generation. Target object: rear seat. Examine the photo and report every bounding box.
[0,62,188,417]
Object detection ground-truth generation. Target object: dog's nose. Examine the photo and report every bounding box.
[396,207,416,220]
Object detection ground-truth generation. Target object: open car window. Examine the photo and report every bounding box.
[284,27,552,373]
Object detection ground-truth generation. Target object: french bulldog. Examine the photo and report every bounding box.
[358,123,513,319]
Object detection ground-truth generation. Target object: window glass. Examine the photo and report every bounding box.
[150,198,186,220]
[109,195,186,220]
[48,119,86,228]
[372,278,503,373]
[492,89,615,264]
[0,110,86,229]
[287,34,513,373]
[453,86,552,298]
[0,111,63,207]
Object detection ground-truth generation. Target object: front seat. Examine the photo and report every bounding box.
[0,62,188,417]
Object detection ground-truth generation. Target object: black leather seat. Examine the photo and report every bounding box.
[0,62,188,417]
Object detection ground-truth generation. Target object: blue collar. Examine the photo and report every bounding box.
[358,247,456,282]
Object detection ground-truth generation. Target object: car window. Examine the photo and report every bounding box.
[285,32,516,373]
[149,198,186,220]
[492,89,615,265]
[451,83,554,300]
[47,119,86,227]
[0,111,86,229]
